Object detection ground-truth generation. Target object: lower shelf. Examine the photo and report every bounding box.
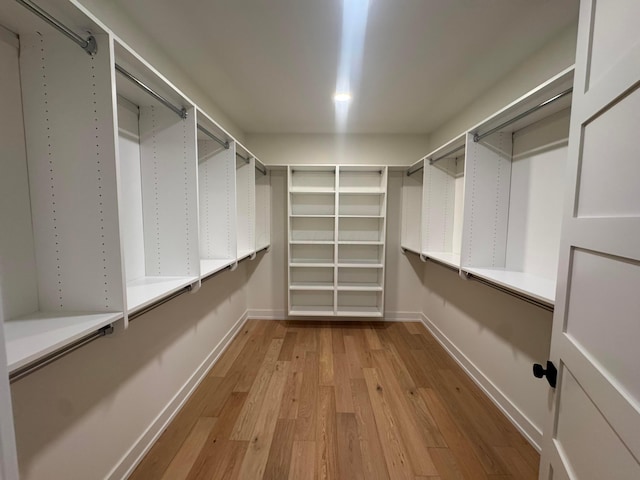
[462,267,556,305]
[127,276,199,313]
[336,306,383,317]
[425,252,461,269]
[237,248,255,261]
[200,258,235,278]
[4,311,123,372]
[289,306,335,316]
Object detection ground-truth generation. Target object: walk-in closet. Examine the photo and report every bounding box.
[1,0,638,479]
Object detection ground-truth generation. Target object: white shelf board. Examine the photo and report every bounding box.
[289,284,334,291]
[336,286,383,292]
[337,263,384,269]
[289,306,335,316]
[425,252,461,269]
[401,245,422,255]
[200,258,235,278]
[255,242,270,252]
[237,249,255,261]
[290,262,334,267]
[4,311,123,372]
[290,214,335,218]
[126,276,198,313]
[335,306,383,317]
[337,282,383,289]
[338,189,385,195]
[289,187,335,194]
[291,240,335,245]
[462,267,556,305]
[339,241,384,245]
[338,215,384,218]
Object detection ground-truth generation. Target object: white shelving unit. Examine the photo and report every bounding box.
[196,111,238,278]
[115,41,200,314]
[421,134,466,269]
[235,142,256,261]
[460,67,574,306]
[400,160,423,254]
[288,166,387,317]
[401,66,574,307]
[0,10,125,372]
[0,0,272,379]
[255,160,271,252]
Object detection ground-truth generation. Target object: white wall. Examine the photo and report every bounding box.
[246,134,430,319]
[246,133,431,166]
[420,263,553,448]
[428,24,577,150]
[11,265,249,480]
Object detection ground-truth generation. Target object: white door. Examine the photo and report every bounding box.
[538,0,640,478]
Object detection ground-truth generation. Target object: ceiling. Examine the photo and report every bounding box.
[108,0,579,134]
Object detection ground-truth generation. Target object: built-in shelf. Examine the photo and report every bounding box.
[425,252,461,269]
[289,187,335,194]
[4,312,123,372]
[288,166,387,317]
[338,190,385,195]
[401,66,574,307]
[289,284,334,291]
[462,268,556,306]
[337,263,384,268]
[126,276,198,313]
[200,258,235,278]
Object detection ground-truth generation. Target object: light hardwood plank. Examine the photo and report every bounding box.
[336,412,365,480]
[316,386,339,480]
[351,378,391,480]
[237,361,290,479]
[161,418,217,480]
[419,388,489,480]
[333,353,355,413]
[289,441,316,480]
[319,327,335,386]
[231,338,284,439]
[295,351,319,441]
[363,368,415,480]
[263,418,296,480]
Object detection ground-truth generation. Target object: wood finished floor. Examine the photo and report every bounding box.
[130,320,539,480]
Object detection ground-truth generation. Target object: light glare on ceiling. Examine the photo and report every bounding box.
[334,92,352,102]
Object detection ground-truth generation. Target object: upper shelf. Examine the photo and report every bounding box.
[470,66,574,139]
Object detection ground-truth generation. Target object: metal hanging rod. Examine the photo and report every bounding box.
[466,274,554,312]
[197,124,229,150]
[15,0,97,55]
[473,87,573,143]
[406,161,424,177]
[255,161,267,176]
[430,144,466,165]
[115,64,188,120]
[236,152,251,163]
[9,324,114,383]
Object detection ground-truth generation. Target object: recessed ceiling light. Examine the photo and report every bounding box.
[333,92,352,102]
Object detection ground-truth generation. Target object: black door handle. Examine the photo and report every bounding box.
[533,360,557,388]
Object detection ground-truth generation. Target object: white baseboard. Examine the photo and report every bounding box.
[247,309,422,322]
[108,310,250,480]
[419,313,542,451]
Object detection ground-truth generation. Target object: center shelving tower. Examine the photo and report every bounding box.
[287,165,388,317]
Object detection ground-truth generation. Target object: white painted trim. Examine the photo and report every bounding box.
[419,312,542,451]
[247,309,421,322]
[107,310,250,480]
